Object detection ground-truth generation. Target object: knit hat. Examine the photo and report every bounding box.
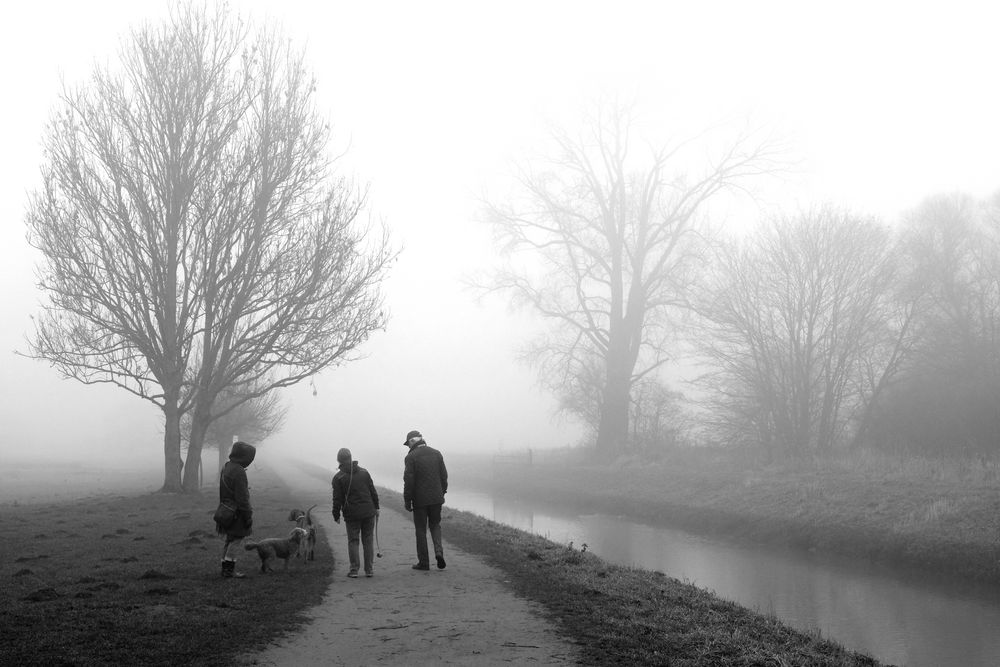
[336,447,352,464]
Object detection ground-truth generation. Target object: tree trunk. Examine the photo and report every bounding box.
[161,387,183,493]
[596,359,630,455]
[183,405,211,492]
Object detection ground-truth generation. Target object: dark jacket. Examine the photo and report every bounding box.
[403,444,448,508]
[217,442,256,537]
[331,462,379,522]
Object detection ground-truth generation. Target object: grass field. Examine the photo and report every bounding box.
[0,467,333,666]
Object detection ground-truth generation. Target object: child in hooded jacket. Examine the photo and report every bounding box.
[216,440,256,578]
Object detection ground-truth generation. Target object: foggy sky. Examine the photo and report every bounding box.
[2,0,999,470]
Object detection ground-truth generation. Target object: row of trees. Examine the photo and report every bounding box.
[486,103,1000,461]
[27,7,994,473]
[699,193,1000,461]
[25,5,392,491]
[694,208,914,459]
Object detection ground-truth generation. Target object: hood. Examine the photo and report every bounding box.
[229,441,256,468]
[339,460,360,473]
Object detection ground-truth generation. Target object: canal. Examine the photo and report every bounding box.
[433,484,1000,666]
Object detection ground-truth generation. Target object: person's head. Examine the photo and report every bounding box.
[337,447,352,465]
[229,441,256,468]
[404,430,424,449]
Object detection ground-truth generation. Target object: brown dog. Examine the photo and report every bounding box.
[288,505,317,561]
[244,527,308,573]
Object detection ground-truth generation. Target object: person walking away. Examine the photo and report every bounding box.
[402,430,448,570]
[331,447,380,578]
[216,441,256,578]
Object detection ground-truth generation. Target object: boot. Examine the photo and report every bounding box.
[221,560,246,579]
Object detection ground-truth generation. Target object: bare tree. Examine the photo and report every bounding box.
[628,377,688,453]
[176,31,392,491]
[483,102,780,455]
[695,207,908,459]
[24,4,391,492]
[870,192,1000,458]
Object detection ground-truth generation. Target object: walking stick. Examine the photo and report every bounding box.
[375,511,383,558]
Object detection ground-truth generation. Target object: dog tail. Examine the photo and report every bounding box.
[305,504,317,524]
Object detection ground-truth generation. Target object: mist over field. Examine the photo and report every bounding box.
[2,0,1000,486]
[7,8,1000,665]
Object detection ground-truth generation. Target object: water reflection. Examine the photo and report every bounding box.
[443,487,1000,667]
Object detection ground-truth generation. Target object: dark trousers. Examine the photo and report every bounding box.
[412,503,443,566]
[345,515,376,574]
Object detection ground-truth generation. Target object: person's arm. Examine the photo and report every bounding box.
[440,455,448,496]
[403,456,414,511]
[331,474,343,522]
[367,473,379,512]
[234,468,252,528]
[234,468,251,511]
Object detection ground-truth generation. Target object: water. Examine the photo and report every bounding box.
[435,485,1000,667]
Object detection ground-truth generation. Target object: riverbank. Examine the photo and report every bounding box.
[453,449,1000,583]
[0,460,879,665]
[436,492,878,665]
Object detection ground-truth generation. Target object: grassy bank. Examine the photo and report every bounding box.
[374,487,879,665]
[452,449,1000,583]
[0,468,333,666]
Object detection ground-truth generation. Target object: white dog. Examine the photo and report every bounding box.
[288,505,317,561]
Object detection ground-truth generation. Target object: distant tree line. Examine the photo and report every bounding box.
[485,102,1000,463]
[696,191,1000,462]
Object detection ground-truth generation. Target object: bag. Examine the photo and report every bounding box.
[214,500,237,527]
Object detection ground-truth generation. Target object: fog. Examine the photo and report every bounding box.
[2,1,999,474]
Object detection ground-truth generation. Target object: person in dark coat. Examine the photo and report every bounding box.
[217,440,256,578]
[331,447,380,578]
[402,430,448,570]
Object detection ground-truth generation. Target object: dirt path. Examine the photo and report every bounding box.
[239,460,578,666]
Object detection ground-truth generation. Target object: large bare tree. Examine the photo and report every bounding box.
[695,207,912,458]
[176,30,392,491]
[24,4,391,491]
[484,103,780,454]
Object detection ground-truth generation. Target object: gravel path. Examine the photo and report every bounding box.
[239,460,578,666]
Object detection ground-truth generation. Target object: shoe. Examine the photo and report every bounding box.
[436,554,446,570]
[347,571,359,578]
[412,563,430,571]
[221,560,246,579]
[365,571,374,578]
